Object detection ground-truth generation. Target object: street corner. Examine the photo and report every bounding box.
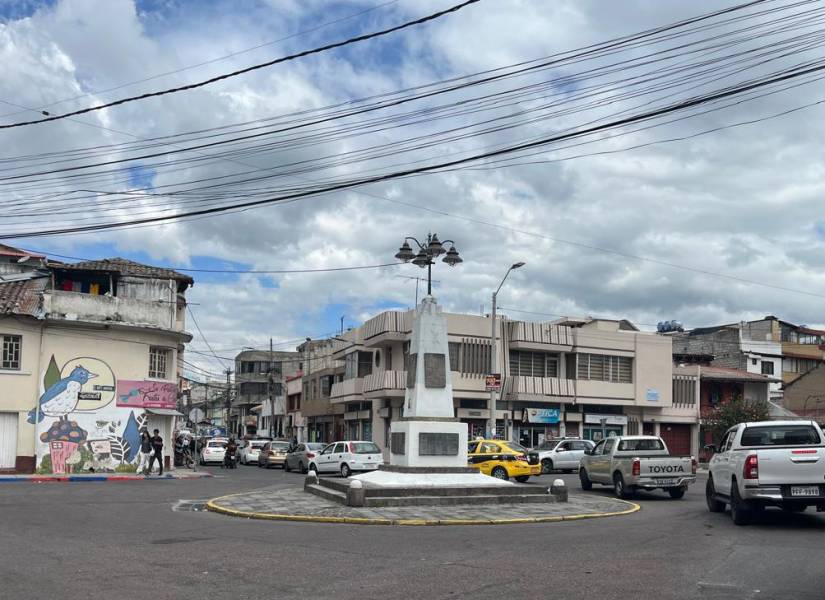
[205,487,641,526]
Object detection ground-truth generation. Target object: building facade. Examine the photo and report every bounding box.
[232,349,301,439]
[0,248,192,474]
[316,310,697,456]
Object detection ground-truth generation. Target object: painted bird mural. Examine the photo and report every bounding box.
[27,365,98,424]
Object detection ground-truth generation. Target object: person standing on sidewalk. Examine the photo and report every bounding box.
[137,428,152,475]
[148,429,164,476]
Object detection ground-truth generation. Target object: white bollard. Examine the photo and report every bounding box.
[550,478,568,502]
[347,479,366,507]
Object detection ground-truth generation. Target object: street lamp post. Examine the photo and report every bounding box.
[394,233,463,300]
[488,262,525,440]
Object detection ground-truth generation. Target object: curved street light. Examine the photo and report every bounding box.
[395,233,462,297]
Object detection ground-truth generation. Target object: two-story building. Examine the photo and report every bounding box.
[323,310,696,456]
[300,339,345,443]
[0,249,192,474]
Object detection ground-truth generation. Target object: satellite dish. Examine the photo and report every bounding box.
[189,408,205,423]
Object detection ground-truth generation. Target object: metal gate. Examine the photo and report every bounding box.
[660,423,691,456]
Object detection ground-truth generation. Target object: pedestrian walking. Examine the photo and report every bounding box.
[148,429,164,476]
[137,428,152,475]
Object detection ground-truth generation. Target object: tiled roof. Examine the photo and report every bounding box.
[0,275,47,316]
[53,257,193,285]
[0,243,45,259]
[699,366,777,382]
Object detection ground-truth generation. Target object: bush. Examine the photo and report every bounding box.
[702,394,769,444]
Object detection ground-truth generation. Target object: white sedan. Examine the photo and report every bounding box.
[308,441,383,478]
[200,439,227,465]
[239,439,270,465]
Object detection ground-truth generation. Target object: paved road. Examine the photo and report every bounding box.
[1,465,823,600]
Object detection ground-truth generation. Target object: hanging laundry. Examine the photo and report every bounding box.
[89,283,100,295]
[72,281,82,292]
[60,280,73,291]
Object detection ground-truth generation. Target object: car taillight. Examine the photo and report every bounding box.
[744,454,759,479]
[306,452,315,458]
[632,458,640,477]
[691,457,697,475]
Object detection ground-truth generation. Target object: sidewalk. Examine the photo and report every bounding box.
[207,487,640,526]
[0,470,212,483]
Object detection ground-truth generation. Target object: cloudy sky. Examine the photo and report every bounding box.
[3,0,825,380]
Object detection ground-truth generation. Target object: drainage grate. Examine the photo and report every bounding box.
[172,499,208,512]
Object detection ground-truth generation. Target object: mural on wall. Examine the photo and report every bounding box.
[32,354,165,474]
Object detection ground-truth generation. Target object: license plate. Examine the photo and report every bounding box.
[791,486,820,497]
[364,464,376,469]
[657,478,677,486]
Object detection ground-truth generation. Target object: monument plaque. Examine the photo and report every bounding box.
[391,432,406,455]
[418,432,458,455]
[424,353,446,388]
[406,354,417,389]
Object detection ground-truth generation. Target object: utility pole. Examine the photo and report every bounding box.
[305,338,312,441]
[340,316,345,335]
[224,368,232,437]
[269,337,275,439]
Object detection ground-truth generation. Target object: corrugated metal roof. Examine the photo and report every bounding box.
[699,366,778,383]
[53,257,193,285]
[0,275,47,316]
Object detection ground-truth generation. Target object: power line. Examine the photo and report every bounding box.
[0,0,481,129]
[186,304,229,369]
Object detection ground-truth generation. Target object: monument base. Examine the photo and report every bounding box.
[389,419,467,468]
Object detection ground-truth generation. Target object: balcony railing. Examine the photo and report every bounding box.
[363,370,406,393]
[330,378,364,400]
[363,310,411,340]
[507,321,573,346]
[505,375,575,397]
[44,290,179,331]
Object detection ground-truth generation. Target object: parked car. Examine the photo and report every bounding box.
[706,420,825,525]
[257,441,291,469]
[467,439,541,482]
[579,435,696,499]
[285,442,326,473]
[532,438,595,473]
[200,439,228,465]
[239,439,270,465]
[307,441,383,477]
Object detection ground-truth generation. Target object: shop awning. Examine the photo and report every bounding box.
[144,408,184,417]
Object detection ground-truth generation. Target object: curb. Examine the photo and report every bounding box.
[0,472,213,483]
[205,493,641,526]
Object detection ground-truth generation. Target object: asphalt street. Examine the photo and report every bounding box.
[1,465,823,600]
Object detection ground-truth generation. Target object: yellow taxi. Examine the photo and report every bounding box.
[467,439,541,482]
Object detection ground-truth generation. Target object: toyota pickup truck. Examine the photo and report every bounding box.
[706,420,825,525]
[579,435,697,499]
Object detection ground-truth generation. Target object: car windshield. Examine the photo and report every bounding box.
[503,442,527,453]
[740,425,822,446]
[207,442,223,448]
[350,442,380,454]
[540,440,560,450]
[618,439,664,451]
[306,443,325,451]
[250,441,267,448]
[271,442,290,450]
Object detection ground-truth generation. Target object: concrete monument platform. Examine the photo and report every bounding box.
[208,486,640,525]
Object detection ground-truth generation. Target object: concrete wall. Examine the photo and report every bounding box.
[783,365,825,416]
[44,290,178,331]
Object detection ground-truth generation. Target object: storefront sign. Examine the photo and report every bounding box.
[524,408,560,424]
[584,414,628,426]
[116,380,177,409]
[485,374,502,391]
[646,388,660,402]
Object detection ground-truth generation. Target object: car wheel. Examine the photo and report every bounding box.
[613,473,634,499]
[299,461,306,474]
[541,458,553,474]
[341,463,351,478]
[706,477,725,513]
[491,466,508,481]
[730,480,753,526]
[579,468,593,491]
[514,475,530,483]
[285,460,291,472]
[668,487,686,499]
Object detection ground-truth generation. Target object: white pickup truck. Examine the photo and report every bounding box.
[706,420,825,525]
[579,435,697,499]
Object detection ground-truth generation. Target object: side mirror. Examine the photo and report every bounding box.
[703,444,717,454]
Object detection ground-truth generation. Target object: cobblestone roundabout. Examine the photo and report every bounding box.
[207,486,639,525]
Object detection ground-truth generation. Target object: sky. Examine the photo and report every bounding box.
[3,0,825,381]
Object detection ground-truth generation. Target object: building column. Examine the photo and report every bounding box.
[690,423,700,459]
[653,422,661,437]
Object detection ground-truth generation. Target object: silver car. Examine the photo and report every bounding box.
[284,442,326,474]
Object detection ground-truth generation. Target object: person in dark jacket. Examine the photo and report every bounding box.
[148,429,164,475]
[137,428,152,475]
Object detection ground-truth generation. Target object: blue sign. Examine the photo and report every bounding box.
[525,408,560,424]
[646,388,660,402]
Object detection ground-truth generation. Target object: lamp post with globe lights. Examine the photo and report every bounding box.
[394,233,463,298]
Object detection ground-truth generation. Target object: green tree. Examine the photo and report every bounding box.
[702,393,769,443]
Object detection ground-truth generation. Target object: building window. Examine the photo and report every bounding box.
[509,350,559,377]
[321,375,332,397]
[459,339,491,375]
[386,346,393,371]
[1,334,21,370]
[751,358,757,366]
[449,342,460,371]
[577,353,632,383]
[761,361,774,375]
[149,347,170,379]
[358,351,373,377]
[240,382,267,395]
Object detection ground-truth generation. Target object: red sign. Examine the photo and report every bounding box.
[116,380,177,409]
[485,374,501,392]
